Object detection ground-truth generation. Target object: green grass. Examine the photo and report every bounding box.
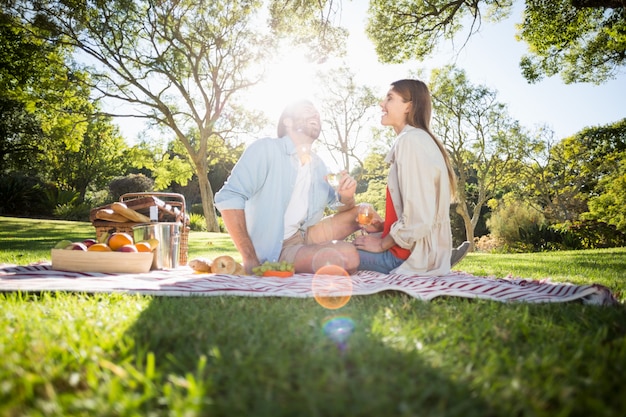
[1,216,626,416]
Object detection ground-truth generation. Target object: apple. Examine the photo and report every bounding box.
[82,238,97,248]
[68,242,88,251]
[118,244,138,253]
[54,239,73,249]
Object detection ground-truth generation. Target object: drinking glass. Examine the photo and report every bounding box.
[357,203,374,235]
[326,173,341,189]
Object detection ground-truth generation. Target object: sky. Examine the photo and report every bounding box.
[114,2,626,147]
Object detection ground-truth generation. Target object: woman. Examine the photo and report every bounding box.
[354,79,458,275]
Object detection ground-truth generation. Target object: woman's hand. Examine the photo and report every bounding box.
[353,234,385,253]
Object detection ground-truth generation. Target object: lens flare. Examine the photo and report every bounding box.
[311,246,345,272]
[312,264,352,309]
[323,316,355,352]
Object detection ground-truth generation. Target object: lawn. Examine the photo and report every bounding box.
[1,216,625,416]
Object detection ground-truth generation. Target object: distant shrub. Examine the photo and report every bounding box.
[487,199,546,248]
[554,220,626,250]
[190,203,204,215]
[473,234,505,253]
[188,213,207,232]
[0,173,55,217]
[53,202,91,221]
[108,174,154,201]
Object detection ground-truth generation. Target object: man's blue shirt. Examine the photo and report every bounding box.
[214,136,337,263]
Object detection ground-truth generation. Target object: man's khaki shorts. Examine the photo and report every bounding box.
[279,216,336,263]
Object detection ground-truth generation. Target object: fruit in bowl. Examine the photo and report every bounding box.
[68,242,88,251]
[118,244,139,253]
[107,232,134,251]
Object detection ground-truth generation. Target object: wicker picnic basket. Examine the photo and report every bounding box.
[90,192,190,266]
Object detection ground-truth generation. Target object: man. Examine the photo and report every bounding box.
[215,100,361,274]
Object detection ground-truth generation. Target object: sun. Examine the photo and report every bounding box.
[245,47,324,133]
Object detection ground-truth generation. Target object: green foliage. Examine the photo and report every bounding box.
[556,219,626,250]
[188,213,208,232]
[354,151,389,212]
[52,201,91,221]
[366,0,512,64]
[108,174,155,201]
[487,198,546,249]
[0,97,43,172]
[430,65,529,245]
[519,0,626,84]
[0,173,55,216]
[365,0,625,84]
[268,0,348,61]
[189,203,204,216]
[583,150,626,232]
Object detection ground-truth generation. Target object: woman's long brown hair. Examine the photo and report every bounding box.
[390,79,457,200]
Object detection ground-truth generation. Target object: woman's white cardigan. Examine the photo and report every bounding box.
[386,125,453,276]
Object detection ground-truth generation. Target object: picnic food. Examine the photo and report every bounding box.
[211,255,237,274]
[110,202,151,223]
[53,234,158,254]
[234,262,245,275]
[68,242,88,251]
[189,256,246,274]
[135,241,153,253]
[54,240,73,249]
[87,243,112,252]
[252,260,295,276]
[189,257,213,273]
[107,232,134,251]
[95,208,129,223]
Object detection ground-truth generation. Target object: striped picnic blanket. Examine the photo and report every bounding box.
[0,263,618,305]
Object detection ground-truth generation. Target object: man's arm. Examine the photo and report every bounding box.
[220,209,260,274]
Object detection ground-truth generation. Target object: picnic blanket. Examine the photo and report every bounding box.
[0,263,618,305]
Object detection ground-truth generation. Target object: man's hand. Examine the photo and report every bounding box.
[336,171,357,207]
[220,209,260,275]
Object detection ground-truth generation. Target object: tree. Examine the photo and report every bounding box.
[550,119,626,226]
[518,0,626,84]
[511,126,589,223]
[7,0,346,231]
[429,65,530,248]
[315,66,379,174]
[1,12,91,174]
[0,97,43,173]
[365,0,626,84]
[51,115,131,201]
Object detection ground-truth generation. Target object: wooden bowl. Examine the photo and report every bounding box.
[51,249,154,273]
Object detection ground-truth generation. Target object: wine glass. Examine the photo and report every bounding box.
[326,172,341,189]
[357,203,374,235]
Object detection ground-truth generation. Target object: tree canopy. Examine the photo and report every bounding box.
[366,0,626,84]
[5,0,348,231]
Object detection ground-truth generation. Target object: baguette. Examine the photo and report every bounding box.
[110,202,151,223]
[95,208,130,223]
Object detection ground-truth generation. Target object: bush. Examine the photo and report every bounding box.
[487,199,546,247]
[53,202,91,221]
[189,203,204,215]
[108,174,154,201]
[188,213,207,232]
[555,220,626,250]
[0,173,55,217]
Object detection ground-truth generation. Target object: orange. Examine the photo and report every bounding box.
[87,243,112,252]
[135,241,153,253]
[107,232,134,251]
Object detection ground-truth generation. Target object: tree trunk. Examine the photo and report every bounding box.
[456,204,475,251]
[194,158,220,232]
